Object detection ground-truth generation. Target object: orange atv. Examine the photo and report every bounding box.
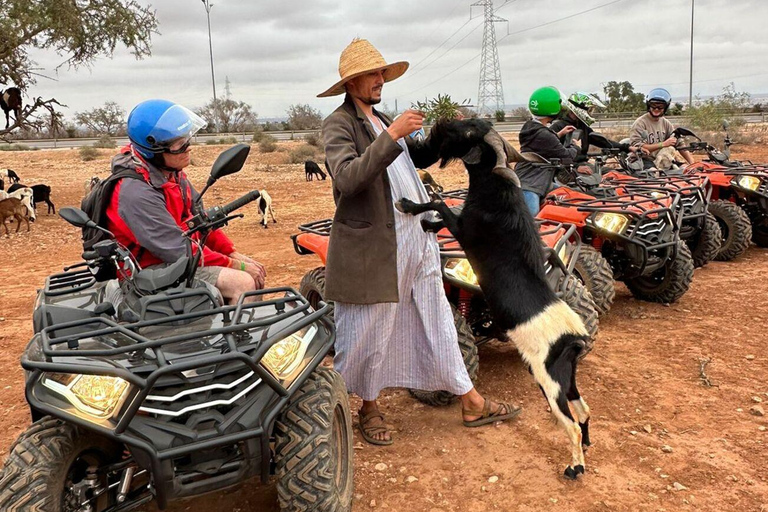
[536,157,693,309]
[675,126,767,252]
[292,208,599,406]
[580,135,721,269]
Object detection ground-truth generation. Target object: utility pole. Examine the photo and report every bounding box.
[689,0,695,108]
[473,0,507,117]
[202,0,218,132]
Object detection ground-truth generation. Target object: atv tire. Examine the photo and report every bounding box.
[688,212,722,268]
[408,305,479,407]
[561,274,599,359]
[274,367,353,512]
[709,200,752,261]
[0,417,122,512]
[572,246,615,316]
[625,241,694,304]
[299,266,334,321]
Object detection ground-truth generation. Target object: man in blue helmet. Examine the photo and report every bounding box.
[629,88,694,168]
[105,99,265,304]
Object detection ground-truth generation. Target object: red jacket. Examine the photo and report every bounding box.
[106,145,235,269]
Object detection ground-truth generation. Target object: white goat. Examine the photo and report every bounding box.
[258,189,277,228]
[6,187,35,221]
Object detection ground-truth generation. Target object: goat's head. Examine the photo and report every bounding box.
[429,119,525,186]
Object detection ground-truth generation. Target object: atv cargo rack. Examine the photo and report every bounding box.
[23,286,333,507]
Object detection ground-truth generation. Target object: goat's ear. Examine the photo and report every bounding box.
[460,146,483,165]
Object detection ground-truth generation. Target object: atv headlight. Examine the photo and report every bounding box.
[590,212,630,234]
[262,325,317,381]
[733,175,761,191]
[444,258,478,286]
[42,374,130,419]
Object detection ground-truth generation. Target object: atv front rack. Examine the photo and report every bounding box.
[606,174,711,223]
[23,286,334,507]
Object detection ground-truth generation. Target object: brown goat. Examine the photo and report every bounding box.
[0,197,30,235]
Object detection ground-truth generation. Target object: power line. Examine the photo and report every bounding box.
[409,1,473,70]
[399,0,629,97]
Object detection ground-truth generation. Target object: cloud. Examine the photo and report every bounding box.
[20,0,768,120]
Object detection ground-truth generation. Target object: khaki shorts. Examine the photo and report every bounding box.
[195,265,224,287]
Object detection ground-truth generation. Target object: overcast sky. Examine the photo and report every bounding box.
[26,0,768,120]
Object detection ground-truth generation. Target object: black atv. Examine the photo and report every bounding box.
[0,145,353,512]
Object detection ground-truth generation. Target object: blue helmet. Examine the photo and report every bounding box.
[127,99,207,158]
[645,88,672,115]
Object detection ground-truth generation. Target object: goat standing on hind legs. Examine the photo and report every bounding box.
[396,119,592,479]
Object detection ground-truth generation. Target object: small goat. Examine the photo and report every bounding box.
[0,88,22,129]
[0,169,20,184]
[4,185,35,221]
[418,169,444,197]
[396,119,592,479]
[85,175,101,194]
[0,197,30,235]
[257,189,276,228]
[305,160,327,181]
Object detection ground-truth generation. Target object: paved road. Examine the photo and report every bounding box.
[4,114,765,150]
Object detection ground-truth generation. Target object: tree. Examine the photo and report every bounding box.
[286,104,323,130]
[0,0,158,138]
[196,98,258,133]
[75,101,125,136]
[602,81,646,114]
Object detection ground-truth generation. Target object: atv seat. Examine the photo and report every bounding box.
[134,257,190,295]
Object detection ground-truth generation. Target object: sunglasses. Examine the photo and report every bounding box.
[166,138,192,154]
[649,103,666,110]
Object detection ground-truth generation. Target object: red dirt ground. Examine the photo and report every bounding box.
[0,140,766,512]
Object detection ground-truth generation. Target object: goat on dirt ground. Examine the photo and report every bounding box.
[0,169,20,184]
[10,183,55,214]
[0,197,30,235]
[418,169,444,197]
[3,185,35,222]
[396,119,592,480]
[257,189,276,228]
[305,160,327,181]
[0,88,22,129]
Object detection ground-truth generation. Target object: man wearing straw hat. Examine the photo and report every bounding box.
[318,38,521,445]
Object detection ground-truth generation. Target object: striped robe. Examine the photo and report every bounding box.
[333,119,473,401]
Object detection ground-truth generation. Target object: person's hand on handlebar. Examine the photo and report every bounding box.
[386,109,425,141]
[557,125,576,138]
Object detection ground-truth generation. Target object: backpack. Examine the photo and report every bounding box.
[80,167,142,281]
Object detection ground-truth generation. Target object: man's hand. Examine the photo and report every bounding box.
[662,135,678,148]
[229,257,266,289]
[576,165,593,176]
[230,251,259,267]
[557,125,576,138]
[386,109,425,141]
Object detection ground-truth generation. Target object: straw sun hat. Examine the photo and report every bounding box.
[317,38,409,98]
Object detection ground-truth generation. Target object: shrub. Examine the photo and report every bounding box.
[206,136,239,145]
[92,134,116,148]
[0,144,37,151]
[259,136,278,153]
[494,110,506,122]
[289,144,319,164]
[79,146,100,161]
[304,131,321,147]
[252,126,267,142]
[509,106,532,121]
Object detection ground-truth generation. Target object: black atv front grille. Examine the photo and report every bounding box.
[630,215,673,247]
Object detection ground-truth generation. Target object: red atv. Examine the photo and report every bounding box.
[675,126,767,252]
[292,208,599,406]
[536,156,693,310]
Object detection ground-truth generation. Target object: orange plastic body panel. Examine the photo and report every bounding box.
[294,232,330,264]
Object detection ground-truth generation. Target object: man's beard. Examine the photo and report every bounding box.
[361,95,382,106]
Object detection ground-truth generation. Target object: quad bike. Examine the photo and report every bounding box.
[292,205,599,407]
[0,145,353,512]
[581,134,722,268]
[536,155,694,307]
[674,125,767,252]
[621,125,756,260]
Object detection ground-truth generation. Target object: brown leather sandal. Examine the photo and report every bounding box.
[463,399,522,427]
[358,409,394,446]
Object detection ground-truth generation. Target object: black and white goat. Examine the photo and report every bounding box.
[257,189,276,228]
[2,185,35,221]
[396,119,592,479]
[0,88,22,129]
[8,183,54,215]
[1,169,20,184]
[305,160,327,181]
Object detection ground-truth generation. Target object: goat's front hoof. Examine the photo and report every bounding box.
[395,199,412,214]
[564,465,584,480]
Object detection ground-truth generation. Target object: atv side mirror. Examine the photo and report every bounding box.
[673,127,699,140]
[198,144,252,200]
[60,207,115,237]
[60,207,93,228]
[588,132,612,149]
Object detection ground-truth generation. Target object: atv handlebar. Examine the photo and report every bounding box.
[221,190,261,216]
